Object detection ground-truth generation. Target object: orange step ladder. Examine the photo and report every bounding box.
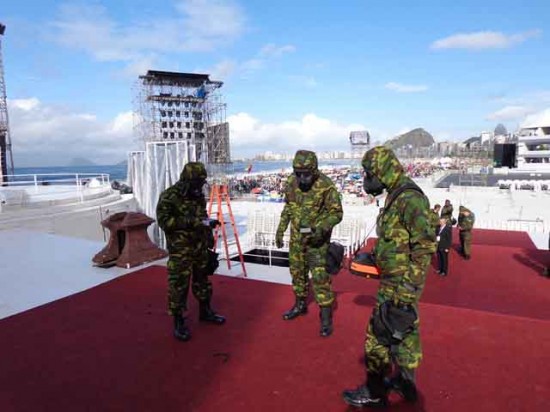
[207,183,247,277]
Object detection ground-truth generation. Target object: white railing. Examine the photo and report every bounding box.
[3,173,111,188]
[245,209,372,266]
[475,218,549,233]
[0,173,113,211]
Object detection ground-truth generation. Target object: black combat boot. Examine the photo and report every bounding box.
[320,306,333,337]
[173,315,191,342]
[385,368,418,402]
[342,372,388,409]
[282,297,308,320]
[199,301,226,324]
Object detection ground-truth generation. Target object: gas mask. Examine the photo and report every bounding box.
[295,169,315,192]
[363,169,385,197]
[185,178,206,199]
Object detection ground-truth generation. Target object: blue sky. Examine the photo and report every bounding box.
[2,0,550,166]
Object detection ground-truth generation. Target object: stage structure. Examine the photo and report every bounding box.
[133,70,231,176]
[349,130,370,160]
[0,23,15,184]
[131,70,232,246]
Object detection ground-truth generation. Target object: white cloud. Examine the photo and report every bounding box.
[10,98,40,111]
[215,60,238,79]
[486,105,534,121]
[385,82,428,93]
[521,108,550,128]
[8,98,138,166]
[51,1,246,65]
[227,112,365,155]
[240,43,296,76]
[431,29,541,50]
[119,55,160,79]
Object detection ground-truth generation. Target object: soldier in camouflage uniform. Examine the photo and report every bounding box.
[275,150,343,337]
[156,162,225,342]
[458,205,475,260]
[343,147,436,408]
[430,204,441,235]
[440,199,454,221]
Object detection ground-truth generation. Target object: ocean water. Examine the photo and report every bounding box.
[14,159,356,182]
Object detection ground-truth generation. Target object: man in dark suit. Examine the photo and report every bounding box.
[436,217,452,276]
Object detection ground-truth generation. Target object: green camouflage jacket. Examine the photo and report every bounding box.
[440,204,454,220]
[277,150,343,243]
[458,206,475,231]
[156,162,213,254]
[363,147,436,304]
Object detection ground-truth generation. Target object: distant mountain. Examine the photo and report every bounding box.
[68,157,96,166]
[385,128,435,149]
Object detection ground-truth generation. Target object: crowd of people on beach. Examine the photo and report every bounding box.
[226,159,468,200]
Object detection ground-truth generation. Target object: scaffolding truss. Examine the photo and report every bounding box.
[0,23,15,184]
[133,70,231,178]
[349,130,371,160]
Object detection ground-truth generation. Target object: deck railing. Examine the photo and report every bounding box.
[3,173,111,188]
[0,173,113,211]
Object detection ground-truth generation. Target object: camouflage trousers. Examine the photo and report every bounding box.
[364,286,422,373]
[288,240,334,307]
[459,230,472,257]
[167,253,212,316]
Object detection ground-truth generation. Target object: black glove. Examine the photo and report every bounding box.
[209,219,221,229]
[203,218,221,229]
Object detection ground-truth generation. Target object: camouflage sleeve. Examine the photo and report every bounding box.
[276,189,292,235]
[156,191,178,232]
[395,192,437,304]
[430,211,439,229]
[316,185,343,233]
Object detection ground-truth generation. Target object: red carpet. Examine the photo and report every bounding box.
[1,229,549,411]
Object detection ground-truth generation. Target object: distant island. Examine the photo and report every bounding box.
[67,157,96,166]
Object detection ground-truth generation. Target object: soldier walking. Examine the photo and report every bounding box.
[343,147,436,408]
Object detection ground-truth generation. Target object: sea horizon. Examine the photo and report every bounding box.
[13,159,359,182]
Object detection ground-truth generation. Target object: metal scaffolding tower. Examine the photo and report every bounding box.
[0,23,15,184]
[133,70,231,177]
[349,130,371,160]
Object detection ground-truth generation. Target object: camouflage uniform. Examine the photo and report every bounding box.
[362,147,436,374]
[440,203,454,221]
[276,150,343,307]
[429,207,441,235]
[156,162,214,316]
[458,205,475,259]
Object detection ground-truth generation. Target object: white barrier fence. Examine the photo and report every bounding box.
[0,173,112,211]
[475,218,549,233]
[246,209,373,266]
[498,179,550,191]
